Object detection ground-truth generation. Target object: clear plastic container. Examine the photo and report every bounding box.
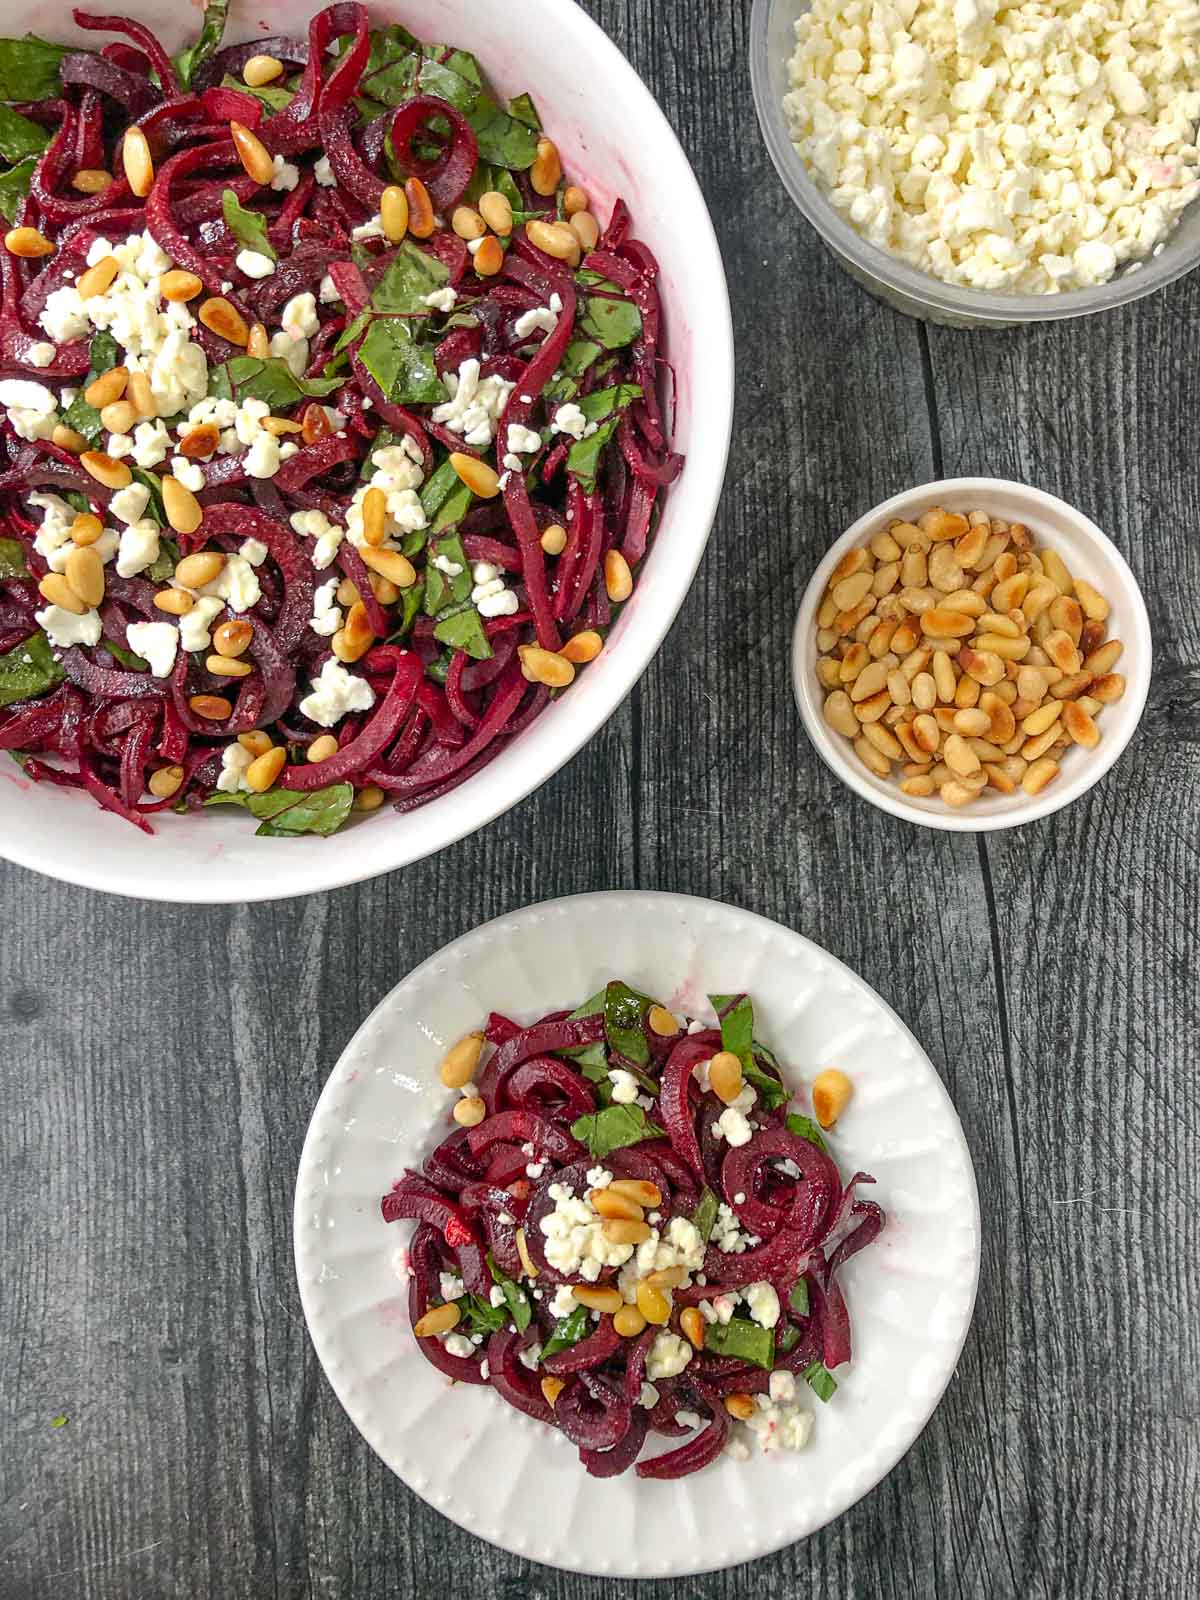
[750,0,1200,327]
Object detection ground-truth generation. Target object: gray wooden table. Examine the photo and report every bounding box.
[3,2,1198,1596]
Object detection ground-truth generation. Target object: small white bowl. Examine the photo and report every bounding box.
[791,479,1152,832]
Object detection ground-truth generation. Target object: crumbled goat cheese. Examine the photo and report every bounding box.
[217,742,254,794]
[179,596,224,653]
[236,249,276,280]
[745,1281,781,1329]
[170,455,205,492]
[744,1387,814,1454]
[443,1333,474,1359]
[550,402,591,440]
[299,657,377,727]
[424,286,458,312]
[513,293,563,339]
[35,604,102,649]
[783,0,1200,293]
[270,155,300,191]
[646,1332,693,1381]
[27,342,55,368]
[314,155,336,187]
[0,379,57,441]
[518,1342,542,1370]
[432,357,515,447]
[309,578,343,638]
[115,520,161,579]
[608,1068,640,1104]
[281,292,320,339]
[125,621,178,679]
[506,422,542,455]
[269,329,308,377]
[548,1284,577,1318]
[440,1272,466,1302]
[539,1181,636,1281]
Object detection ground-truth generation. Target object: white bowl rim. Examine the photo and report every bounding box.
[0,0,734,904]
[749,0,1200,325]
[791,477,1153,833]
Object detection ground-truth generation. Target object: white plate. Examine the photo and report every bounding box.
[294,892,980,1578]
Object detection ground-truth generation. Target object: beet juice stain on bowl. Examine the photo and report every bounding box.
[0,4,683,841]
[382,982,883,1480]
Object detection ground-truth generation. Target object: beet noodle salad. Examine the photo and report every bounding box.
[0,3,680,836]
[382,986,884,1477]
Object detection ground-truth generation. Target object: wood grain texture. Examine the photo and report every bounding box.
[1,2,1198,1597]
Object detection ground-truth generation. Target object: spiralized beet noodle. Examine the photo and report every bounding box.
[382,986,883,1478]
[0,5,680,836]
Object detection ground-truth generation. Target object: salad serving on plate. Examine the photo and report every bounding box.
[0,2,680,837]
[382,981,883,1479]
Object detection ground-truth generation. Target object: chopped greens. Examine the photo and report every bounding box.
[579,295,642,350]
[711,993,787,1110]
[359,318,443,405]
[172,0,230,90]
[0,157,36,225]
[487,1255,532,1333]
[569,1103,665,1160]
[60,333,123,446]
[371,239,451,313]
[603,979,653,1067]
[785,1113,828,1154]
[0,633,63,709]
[205,783,355,837]
[704,1316,776,1371]
[803,1360,838,1402]
[0,537,29,578]
[0,103,51,165]
[789,1280,810,1317]
[222,189,276,261]
[541,1304,590,1359]
[433,602,493,661]
[0,35,72,100]
[210,356,344,409]
[691,1187,719,1243]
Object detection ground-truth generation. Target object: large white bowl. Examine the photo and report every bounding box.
[0,0,733,903]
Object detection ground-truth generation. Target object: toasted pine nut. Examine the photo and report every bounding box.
[832,570,873,611]
[1083,639,1123,676]
[162,269,203,302]
[823,690,859,738]
[71,168,113,194]
[1063,702,1100,748]
[918,508,969,542]
[530,136,563,196]
[569,210,600,250]
[361,485,387,546]
[606,1181,662,1211]
[122,126,154,196]
[958,647,1005,686]
[405,177,434,238]
[206,654,252,678]
[572,1285,622,1313]
[1040,549,1073,592]
[238,731,273,757]
[515,1228,538,1279]
[300,402,331,444]
[921,608,974,639]
[613,1303,647,1338]
[855,733,891,775]
[440,1032,484,1089]
[452,1095,486,1128]
[243,53,284,87]
[85,366,129,409]
[812,1067,852,1129]
[1022,757,1059,796]
[646,1266,687,1289]
[80,451,132,490]
[246,321,269,359]
[680,1306,705,1349]
[260,415,302,436]
[199,297,250,346]
[540,1375,564,1407]
[953,708,991,738]
[38,574,86,614]
[525,219,579,263]
[125,369,154,419]
[189,694,233,720]
[154,588,194,616]
[52,425,88,454]
[99,399,137,435]
[590,1188,644,1222]
[180,423,219,458]
[635,1281,671,1325]
[604,549,633,603]
[646,1004,678,1037]
[175,551,225,589]
[243,746,285,792]
[602,1217,651,1246]
[77,255,119,300]
[943,734,981,777]
[901,774,936,797]
[1022,723,1062,762]
[336,578,360,607]
[540,523,568,556]
[69,513,103,546]
[562,184,589,216]
[5,226,54,258]
[518,645,575,689]
[473,235,505,277]
[307,734,339,763]
[359,546,416,589]
[561,630,602,665]
[1073,578,1110,623]
[380,184,410,243]
[452,205,486,240]
[213,619,252,658]
[1091,672,1126,704]
[449,450,500,499]
[709,1050,744,1105]
[724,1393,755,1421]
[479,190,514,234]
[147,764,184,799]
[941,779,979,807]
[413,1302,460,1338]
[332,627,371,665]
[64,546,104,607]
[230,120,274,184]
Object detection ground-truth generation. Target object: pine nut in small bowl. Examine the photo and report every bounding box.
[791,479,1152,832]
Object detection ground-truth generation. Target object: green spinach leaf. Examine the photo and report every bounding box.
[0,157,36,225]
[100,639,148,672]
[213,355,343,410]
[220,72,295,111]
[543,337,603,404]
[704,1316,775,1371]
[565,384,642,493]
[691,1187,719,1244]
[0,104,50,165]
[414,57,538,169]
[0,537,28,578]
[603,979,653,1067]
[789,1279,810,1318]
[710,993,787,1110]
[60,332,123,446]
[422,532,472,615]
[569,1103,665,1160]
[433,602,493,661]
[0,35,72,101]
[579,296,642,350]
[803,1360,838,1402]
[541,1305,589,1360]
[390,579,425,641]
[173,0,230,90]
[507,93,541,131]
[359,319,443,405]
[145,536,180,584]
[371,239,450,313]
[785,1113,828,1153]
[222,189,276,262]
[254,783,355,837]
[487,1255,532,1332]
[0,632,64,710]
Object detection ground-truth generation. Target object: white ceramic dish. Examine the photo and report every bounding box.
[294,891,980,1578]
[0,0,733,904]
[792,479,1152,833]
[751,0,1200,328]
